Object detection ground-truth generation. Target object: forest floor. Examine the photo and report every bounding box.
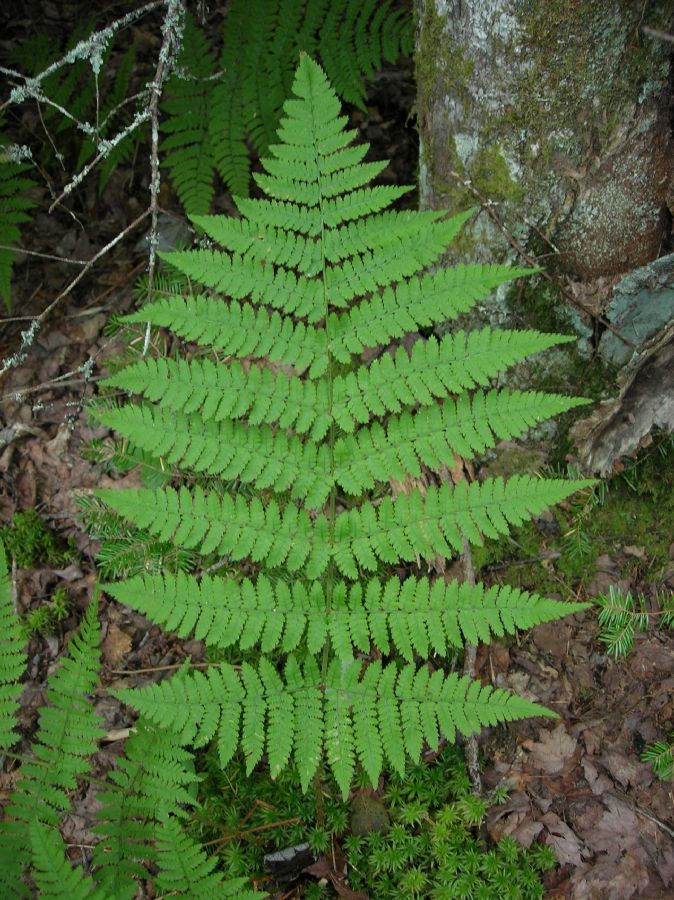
[1,13,673,900]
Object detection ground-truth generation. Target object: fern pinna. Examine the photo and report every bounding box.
[96,55,590,799]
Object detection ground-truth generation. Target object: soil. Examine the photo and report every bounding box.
[1,4,673,899]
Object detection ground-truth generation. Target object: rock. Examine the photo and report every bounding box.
[572,319,674,475]
[599,254,674,367]
[349,793,390,836]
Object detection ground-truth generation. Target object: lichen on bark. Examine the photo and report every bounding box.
[416,0,673,277]
[415,0,674,466]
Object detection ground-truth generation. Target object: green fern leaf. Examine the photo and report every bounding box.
[103,573,588,665]
[92,721,199,899]
[0,598,103,894]
[162,1,412,201]
[161,14,219,215]
[0,138,35,310]
[123,294,326,375]
[115,656,553,799]
[331,330,574,433]
[155,814,266,898]
[96,55,592,803]
[30,822,106,900]
[96,476,590,577]
[0,538,25,750]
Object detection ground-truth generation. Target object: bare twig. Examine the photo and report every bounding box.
[642,26,674,44]
[631,802,674,840]
[0,209,149,380]
[144,0,185,328]
[108,661,218,675]
[48,109,150,213]
[0,245,87,265]
[10,557,18,615]
[0,1,163,114]
[201,817,304,849]
[0,374,103,404]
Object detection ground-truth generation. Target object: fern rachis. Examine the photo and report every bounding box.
[95,55,591,799]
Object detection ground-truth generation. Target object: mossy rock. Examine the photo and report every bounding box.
[349,793,390,837]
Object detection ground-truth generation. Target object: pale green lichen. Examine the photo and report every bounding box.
[416,0,669,406]
[414,0,474,122]
[498,0,671,156]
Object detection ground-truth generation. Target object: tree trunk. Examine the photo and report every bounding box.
[415,0,674,471]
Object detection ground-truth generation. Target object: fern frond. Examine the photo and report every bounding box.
[103,373,583,478]
[327,263,535,362]
[94,486,315,571]
[159,248,325,321]
[92,721,198,899]
[30,822,106,900]
[102,357,330,439]
[642,737,674,781]
[94,403,332,507]
[116,657,553,798]
[96,55,592,802]
[227,0,411,195]
[0,598,103,894]
[103,573,588,664]
[155,815,266,899]
[0,538,25,750]
[161,15,220,214]
[0,140,36,310]
[335,391,589,492]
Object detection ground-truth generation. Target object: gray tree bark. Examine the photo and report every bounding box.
[415,0,674,472]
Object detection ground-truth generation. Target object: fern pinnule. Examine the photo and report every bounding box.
[96,56,591,799]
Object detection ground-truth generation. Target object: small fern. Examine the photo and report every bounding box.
[96,56,591,800]
[30,822,106,900]
[0,595,104,895]
[161,1,413,207]
[91,721,199,899]
[156,815,265,899]
[642,734,674,781]
[0,544,266,897]
[0,539,25,750]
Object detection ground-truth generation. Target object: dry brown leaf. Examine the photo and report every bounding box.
[101,624,132,667]
[540,812,587,867]
[522,724,577,775]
